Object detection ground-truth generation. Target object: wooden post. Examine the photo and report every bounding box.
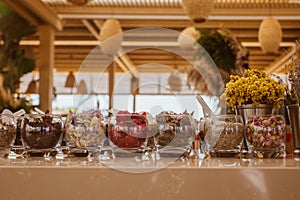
[131,76,139,112]
[38,25,54,112]
[108,62,115,110]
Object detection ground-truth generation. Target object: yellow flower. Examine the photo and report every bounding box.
[223,69,286,109]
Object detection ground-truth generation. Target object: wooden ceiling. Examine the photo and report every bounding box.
[3,0,300,74]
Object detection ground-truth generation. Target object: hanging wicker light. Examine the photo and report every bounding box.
[77,80,88,94]
[64,71,76,88]
[177,26,201,49]
[26,78,38,94]
[99,19,123,56]
[181,0,214,23]
[168,72,182,92]
[258,17,282,53]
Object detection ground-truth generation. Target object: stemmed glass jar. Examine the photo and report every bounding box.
[245,114,286,158]
[108,111,152,152]
[64,110,106,160]
[154,112,196,159]
[0,114,17,158]
[21,114,64,159]
[203,115,244,157]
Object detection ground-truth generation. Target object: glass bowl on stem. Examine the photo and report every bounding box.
[153,112,196,159]
[245,114,286,158]
[203,115,244,158]
[107,111,157,160]
[0,114,17,158]
[21,114,64,159]
[64,110,106,160]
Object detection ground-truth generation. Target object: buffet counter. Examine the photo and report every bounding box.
[1,156,300,200]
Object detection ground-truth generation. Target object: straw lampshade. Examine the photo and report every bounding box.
[181,0,214,23]
[168,72,182,92]
[177,26,201,49]
[26,79,38,94]
[99,19,123,56]
[65,71,76,88]
[258,17,282,53]
[77,80,88,94]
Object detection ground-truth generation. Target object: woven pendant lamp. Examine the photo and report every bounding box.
[65,71,76,88]
[77,80,88,94]
[258,17,282,53]
[177,26,201,49]
[99,19,123,56]
[181,0,214,23]
[168,72,182,92]
[26,78,38,94]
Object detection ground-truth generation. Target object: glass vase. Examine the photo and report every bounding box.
[64,111,106,160]
[245,114,286,158]
[0,114,16,158]
[235,104,274,157]
[21,114,64,159]
[203,115,244,158]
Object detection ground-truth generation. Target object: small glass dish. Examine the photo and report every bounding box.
[21,114,64,159]
[0,114,17,158]
[204,115,244,158]
[64,110,106,159]
[108,111,157,156]
[245,114,286,158]
[154,112,196,159]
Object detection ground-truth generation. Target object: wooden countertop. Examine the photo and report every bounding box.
[1,156,300,200]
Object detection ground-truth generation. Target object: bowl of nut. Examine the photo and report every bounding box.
[64,110,106,157]
[153,111,196,158]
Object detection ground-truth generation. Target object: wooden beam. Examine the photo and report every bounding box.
[82,19,100,40]
[93,19,103,30]
[114,57,129,73]
[2,0,40,26]
[55,6,300,17]
[118,50,139,78]
[266,46,296,75]
[6,0,64,31]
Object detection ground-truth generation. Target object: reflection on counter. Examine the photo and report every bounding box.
[1,156,300,170]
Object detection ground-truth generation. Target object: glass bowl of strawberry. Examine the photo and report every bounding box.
[108,111,157,152]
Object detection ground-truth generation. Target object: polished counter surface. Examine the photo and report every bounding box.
[1,156,300,200]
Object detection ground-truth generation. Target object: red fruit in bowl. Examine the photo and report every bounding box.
[109,111,150,149]
[116,110,131,123]
[132,119,142,125]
